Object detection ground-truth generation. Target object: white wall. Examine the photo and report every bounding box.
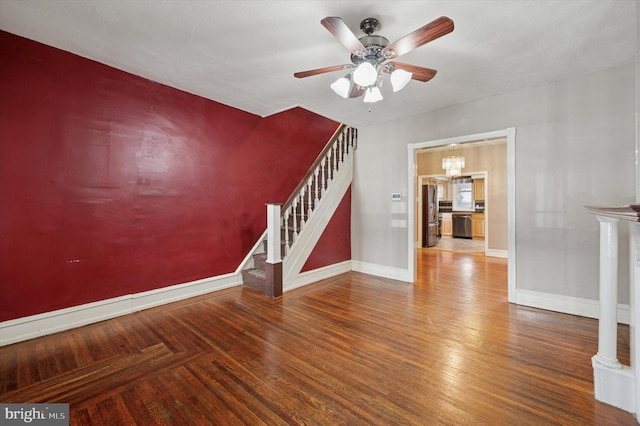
[637,1,640,203]
[352,63,635,305]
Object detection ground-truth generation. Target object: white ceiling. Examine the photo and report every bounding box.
[0,0,635,128]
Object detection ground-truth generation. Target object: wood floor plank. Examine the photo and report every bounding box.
[0,250,636,424]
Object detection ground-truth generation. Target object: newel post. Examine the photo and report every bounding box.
[265,203,283,298]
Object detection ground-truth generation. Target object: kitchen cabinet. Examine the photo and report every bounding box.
[473,178,485,201]
[441,213,452,236]
[472,213,485,239]
[436,181,449,201]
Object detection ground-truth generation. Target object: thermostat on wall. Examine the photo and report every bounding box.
[391,193,402,201]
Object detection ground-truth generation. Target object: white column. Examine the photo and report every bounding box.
[587,209,635,413]
[632,223,640,414]
[593,215,622,368]
[266,204,281,264]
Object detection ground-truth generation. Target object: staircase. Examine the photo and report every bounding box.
[241,244,268,291]
[241,125,357,296]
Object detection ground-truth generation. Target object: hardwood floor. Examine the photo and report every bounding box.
[429,236,485,254]
[0,250,635,425]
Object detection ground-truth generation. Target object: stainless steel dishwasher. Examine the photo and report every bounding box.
[452,214,472,239]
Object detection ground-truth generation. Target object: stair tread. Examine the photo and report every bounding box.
[244,268,266,279]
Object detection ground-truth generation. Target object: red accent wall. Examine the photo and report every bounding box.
[0,31,351,322]
[302,187,351,271]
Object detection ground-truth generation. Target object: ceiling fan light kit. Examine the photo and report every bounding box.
[294,15,454,104]
[330,75,351,98]
[363,86,384,103]
[352,61,378,87]
[390,68,412,92]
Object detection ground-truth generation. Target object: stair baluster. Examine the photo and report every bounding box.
[314,168,320,205]
[324,159,328,193]
[292,197,298,238]
[307,178,313,216]
[283,206,290,257]
[333,142,338,177]
[299,186,306,227]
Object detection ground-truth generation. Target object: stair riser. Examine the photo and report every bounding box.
[253,255,266,271]
[241,270,265,292]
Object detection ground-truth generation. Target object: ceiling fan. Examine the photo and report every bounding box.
[294,16,454,103]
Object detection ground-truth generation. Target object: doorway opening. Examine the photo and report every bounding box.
[417,171,489,255]
[407,128,516,303]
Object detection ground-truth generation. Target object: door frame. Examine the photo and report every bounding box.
[407,127,516,303]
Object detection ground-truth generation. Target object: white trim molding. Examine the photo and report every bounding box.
[0,259,359,346]
[286,260,352,292]
[351,260,411,283]
[0,273,242,346]
[283,149,353,286]
[407,128,516,301]
[514,288,630,325]
[485,249,508,258]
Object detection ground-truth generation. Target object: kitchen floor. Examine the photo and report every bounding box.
[432,236,485,254]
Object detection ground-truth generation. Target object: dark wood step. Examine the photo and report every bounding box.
[253,252,267,271]
[241,268,265,292]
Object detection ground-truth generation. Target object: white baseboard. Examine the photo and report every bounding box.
[485,249,508,258]
[0,273,242,346]
[130,273,240,312]
[351,260,412,283]
[514,288,630,325]
[4,265,628,347]
[346,262,632,324]
[286,260,352,292]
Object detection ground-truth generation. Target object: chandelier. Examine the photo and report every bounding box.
[442,155,465,177]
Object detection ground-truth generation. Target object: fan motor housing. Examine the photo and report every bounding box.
[351,34,390,65]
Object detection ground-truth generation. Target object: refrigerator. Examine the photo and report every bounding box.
[422,184,439,247]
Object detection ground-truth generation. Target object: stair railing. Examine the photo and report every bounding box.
[244,124,356,299]
[279,125,357,257]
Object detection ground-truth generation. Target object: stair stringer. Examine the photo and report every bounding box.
[282,150,353,290]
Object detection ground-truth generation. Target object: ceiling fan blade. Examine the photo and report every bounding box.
[321,17,368,56]
[294,65,352,78]
[388,62,438,82]
[381,16,454,59]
